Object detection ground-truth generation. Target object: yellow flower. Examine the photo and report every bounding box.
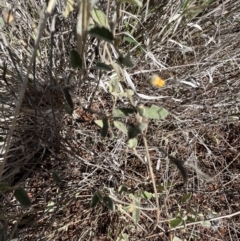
[150,74,165,88]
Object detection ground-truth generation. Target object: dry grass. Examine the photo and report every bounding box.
[0,0,240,240]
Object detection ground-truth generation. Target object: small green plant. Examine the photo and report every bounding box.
[91,190,114,210]
[65,0,189,229]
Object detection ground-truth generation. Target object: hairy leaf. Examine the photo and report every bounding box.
[89,26,114,42]
[169,217,182,228]
[91,62,112,71]
[128,124,142,139]
[70,49,82,69]
[114,121,128,134]
[91,7,109,28]
[91,193,100,208]
[139,105,168,119]
[101,117,109,137]
[113,108,135,118]
[129,194,140,224]
[117,52,135,67]
[103,195,114,210]
[14,187,31,207]
[128,138,137,148]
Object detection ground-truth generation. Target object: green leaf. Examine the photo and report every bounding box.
[103,195,114,210]
[169,217,182,228]
[118,0,143,7]
[101,117,109,137]
[118,233,129,241]
[64,105,73,115]
[139,105,168,119]
[141,191,152,200]
[118,92,130,97]
[128,138,137,148]
[70,49,82,68]
[129,195,140,224]
[118,185,129,194]
[128,124,142,139]
[52,172,62,184]
[181,192,192,203]
[91,193,100,208]
[14,187,31,207]
[113,108,135,118]
[91,62,112,71]
[114,121,128,134]
[117,52,135,67]
[109,75,120,93]
[0,17,5,29]
[126,89,134,96]
[187,215,196,222]
[89,26,114,42]
[201,220,211,228]
[123,36,138,44]
[95,120,103,128]
[91,7,109,28]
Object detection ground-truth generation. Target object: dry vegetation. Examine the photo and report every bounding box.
[0,0,240,240]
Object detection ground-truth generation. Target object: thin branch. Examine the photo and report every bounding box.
[142,134,160,228]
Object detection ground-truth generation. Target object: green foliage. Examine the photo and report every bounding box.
[168,194,214,231]
[201,220,211,228]
[117,52,135,67]
[91,62,112,71]
[127,124,142,139]
[91,192,101,208]
[118,185,129,194]
[70,49,82,69]
[123,36,138,44]
[0,17,5,29]
[89,26,114,42]
[114,121,128,134]
[127,138,137,148]
[117,233,129,241]
[95,119,103,128]
[101,117,109,137]
[14,187,31,207]
[113,108,135,118]
[91,7,109,28]
[169,217,182,228]
[138,105,168,119]
[141,191,152,200]
[90,191,114,210]
[128,194,140,224]
[103,195,115,210]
